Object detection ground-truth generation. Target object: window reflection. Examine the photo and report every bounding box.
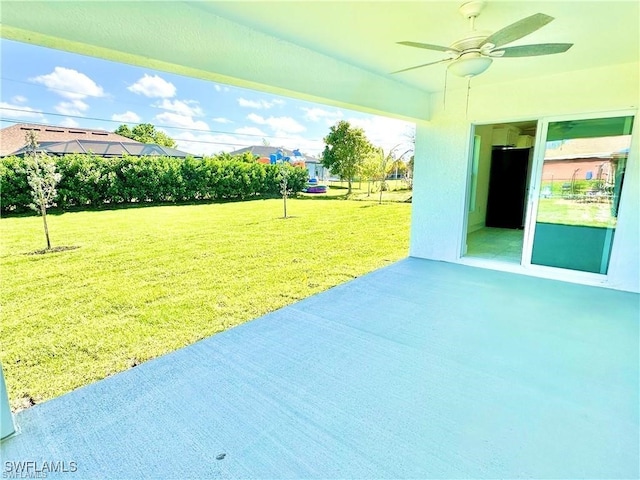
[531,116,634,274]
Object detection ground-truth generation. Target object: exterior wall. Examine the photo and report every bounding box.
[410,62,639,292]
[543,158,612,183]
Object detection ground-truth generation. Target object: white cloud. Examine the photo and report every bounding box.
[154,111,209,131]
[54,99,88,116]
[348,115,415,156]
[214,84,230,92]
[238,97,284,109]
[12,95,27,104]
[30,67,104,100]
[234,126,268,137]
[154,99,203,117]
[247,113,306,135]
[58,117,80,128]
[0,102,46,121]
[212,117,232,124]
[128,74,176,98]
[301,107,343,124]
[112,111,141,123]
[171,131,246,156]
[272,134,324,157]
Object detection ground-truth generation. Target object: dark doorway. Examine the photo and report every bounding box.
[485,147,531,229]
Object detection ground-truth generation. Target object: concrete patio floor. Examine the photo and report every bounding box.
[1,258,638,479]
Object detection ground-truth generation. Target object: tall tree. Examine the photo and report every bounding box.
[321,121,372,194]
[24,131,61,250]
[115,123,177,148]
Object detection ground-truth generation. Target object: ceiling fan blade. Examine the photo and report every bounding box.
[483,13,554,48]
[397,41,458,53]
[492,43,573,57]
[391,58,452,74]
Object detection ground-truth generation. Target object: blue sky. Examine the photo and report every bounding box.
[0,39,415,157]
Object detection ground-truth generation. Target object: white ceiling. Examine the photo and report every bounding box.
[1,1,638,120]
[203,1,639,92]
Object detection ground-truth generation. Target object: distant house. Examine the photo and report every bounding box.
[0,123,196,158]
[541,136,631,183]
[229,145,326,180]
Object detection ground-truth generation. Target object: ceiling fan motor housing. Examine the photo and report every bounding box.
[450,30,492,53]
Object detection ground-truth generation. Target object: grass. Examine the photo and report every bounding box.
[536,198,617,228]
[0,196,411,409]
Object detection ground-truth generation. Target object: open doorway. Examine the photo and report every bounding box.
[464,120,538,263]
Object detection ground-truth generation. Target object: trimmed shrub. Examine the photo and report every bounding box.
[1,154,309,214]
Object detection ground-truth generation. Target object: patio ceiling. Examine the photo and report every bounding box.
[1,1,638,121]
[1,258,637,477]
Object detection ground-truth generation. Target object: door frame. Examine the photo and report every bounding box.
[521,108,637,282]
[461,119,539,263]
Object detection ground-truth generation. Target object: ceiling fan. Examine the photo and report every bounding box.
[393,0,573,78]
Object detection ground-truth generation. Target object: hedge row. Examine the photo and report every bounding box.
[0,153,310,214]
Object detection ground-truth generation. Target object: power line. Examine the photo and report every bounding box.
[0,118,321,151]
[0,76,325,144]
[0,106,325,144]
[2,76,229,119]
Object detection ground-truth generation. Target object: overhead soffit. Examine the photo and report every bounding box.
[1,1,638,121]
[208,1,640,93]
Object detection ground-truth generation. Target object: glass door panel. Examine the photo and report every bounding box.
[531,115,634,274]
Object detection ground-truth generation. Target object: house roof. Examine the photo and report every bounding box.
[0,2,637,121]
[0,123,136,156]
[10,139,196,158]
[229,145,298,158]
[229,145,319,163]
[545,136,632,161]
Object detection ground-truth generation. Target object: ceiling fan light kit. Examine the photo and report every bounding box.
[448,55,493,78]
[394,0,573,78]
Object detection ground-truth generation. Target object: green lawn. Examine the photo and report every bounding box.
[536,198,617,228]
[0,197,411,409]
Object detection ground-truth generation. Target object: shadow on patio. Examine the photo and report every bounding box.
[1,258,638,478]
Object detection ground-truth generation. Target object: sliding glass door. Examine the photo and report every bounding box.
[528,115,634,274]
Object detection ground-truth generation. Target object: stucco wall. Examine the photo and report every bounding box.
[410,62,639,292]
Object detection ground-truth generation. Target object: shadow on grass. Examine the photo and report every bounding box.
[2,190,410,218]
[295,194,350,201]
[2,195,284,218]
[26,246,81,255]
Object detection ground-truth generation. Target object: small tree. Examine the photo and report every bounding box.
[371,146,399,204]
[24,131,61,250]
[358,154,381,197]
[277,162,293,219]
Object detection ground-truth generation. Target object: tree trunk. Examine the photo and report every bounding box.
[347,178,352,195]
[283,193,287,219]
[41,204,51,250]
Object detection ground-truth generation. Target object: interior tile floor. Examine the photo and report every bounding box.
[466,226,524,263]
